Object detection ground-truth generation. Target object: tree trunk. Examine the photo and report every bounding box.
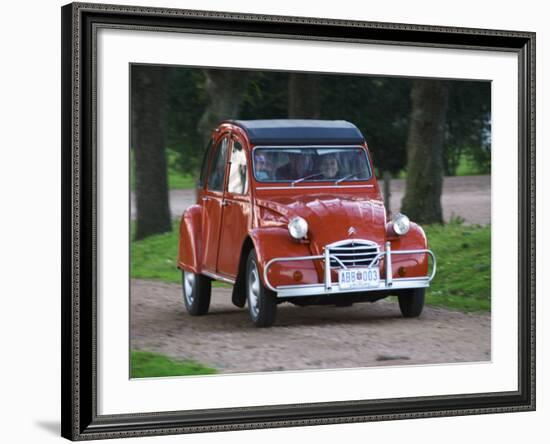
[197,69,251,143]
[401,80,449,224]
[288,73,321,118]
[382,170,392,219]
[132,66,172,240]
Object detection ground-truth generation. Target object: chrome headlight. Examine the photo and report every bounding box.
[392,213,410,236]
[288,216,308,239]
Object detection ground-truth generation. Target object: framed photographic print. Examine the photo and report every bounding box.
[61,2,535,440]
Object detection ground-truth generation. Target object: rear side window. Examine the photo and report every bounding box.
[197,139,213,188]
[207,138,229,192]
[227,141,248,194]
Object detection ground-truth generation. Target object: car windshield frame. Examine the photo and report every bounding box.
[251,145,373,184]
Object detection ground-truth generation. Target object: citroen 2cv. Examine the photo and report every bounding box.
[177,120,436,327]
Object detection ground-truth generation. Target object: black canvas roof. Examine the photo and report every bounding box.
[229,119,365,145]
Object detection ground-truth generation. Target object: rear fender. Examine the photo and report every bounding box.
[178,205,202,273]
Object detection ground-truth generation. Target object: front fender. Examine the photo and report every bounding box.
[249,227,319,287]
[178,205,202,273]
[386,222,430,277]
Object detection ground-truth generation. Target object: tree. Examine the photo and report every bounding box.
[197,69,252,143]
[401,79,449,224]
[288,73,321,118]
[321,75,412,215]
[131,65,172,240]
[444,81,491,175]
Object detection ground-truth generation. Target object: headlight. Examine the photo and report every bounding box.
[392,213,410,236]
[288,216,308,239]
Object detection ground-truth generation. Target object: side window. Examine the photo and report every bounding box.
[227,140,248,194]
[197,139,213,188]
[207,137,229,192]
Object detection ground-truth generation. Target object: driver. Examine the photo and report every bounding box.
[319,154,340,179]
[276,152,313,180]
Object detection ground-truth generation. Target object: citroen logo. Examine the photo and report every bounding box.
[348,227,357,236]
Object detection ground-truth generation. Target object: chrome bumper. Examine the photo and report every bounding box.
[263,241,436,298]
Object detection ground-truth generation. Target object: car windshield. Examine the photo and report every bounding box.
[252,147,372,183]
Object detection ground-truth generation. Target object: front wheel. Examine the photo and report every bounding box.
[182,270,211,316]
[397,288,425,318]
[246,250,277,327]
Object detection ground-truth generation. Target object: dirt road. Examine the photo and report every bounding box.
[130,175,491,226]
[131,279,491,374]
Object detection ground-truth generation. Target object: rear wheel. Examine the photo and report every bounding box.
[246,250,277,327]
[397,288,425,318]
[182,270,211,316]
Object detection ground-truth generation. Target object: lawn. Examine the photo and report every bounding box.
[423,223,490,312]
[131,350,217,378]
[131,221,491,312]
[131,150,197,190]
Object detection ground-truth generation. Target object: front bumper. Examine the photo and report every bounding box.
[263,241,436,298]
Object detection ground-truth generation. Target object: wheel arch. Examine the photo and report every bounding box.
[231,236,255,308]
[177,204,203,273]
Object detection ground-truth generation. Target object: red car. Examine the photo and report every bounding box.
[178,120,436,327]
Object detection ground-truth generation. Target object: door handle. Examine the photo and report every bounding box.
[201,196,209,202]
[222,200,230,207]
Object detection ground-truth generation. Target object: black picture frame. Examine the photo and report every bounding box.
[61,2,536,440]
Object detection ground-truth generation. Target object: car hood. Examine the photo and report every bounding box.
[256,194,387,251]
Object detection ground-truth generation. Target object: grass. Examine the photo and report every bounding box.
[455,154,489,177]
[131,221,181,283]
[130,150,197,190]
[130,220,229,287]
[131,221,490,312]
[395,154,489,179]
[423,222,490,312]
[131,350,217,378]
[168,170,196,189]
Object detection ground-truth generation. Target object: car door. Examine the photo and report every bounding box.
[201,135,230,273]
[217,135,252,277]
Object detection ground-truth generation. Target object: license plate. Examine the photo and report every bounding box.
[338,268,380,289]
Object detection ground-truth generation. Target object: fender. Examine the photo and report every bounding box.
[177,204,202,273]
[249,227,319,288]
[386,221,430,277]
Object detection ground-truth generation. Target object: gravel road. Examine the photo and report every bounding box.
[131,279,491,374]
[131,175,490,225]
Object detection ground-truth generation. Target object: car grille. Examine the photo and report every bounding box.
[327,240,380,268]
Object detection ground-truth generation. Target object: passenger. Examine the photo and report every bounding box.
[276,152,313,180]
[319,154,340,179]
[255,153,274,180]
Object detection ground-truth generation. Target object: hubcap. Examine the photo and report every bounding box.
[248,262,260,320]
[183,271,196,306]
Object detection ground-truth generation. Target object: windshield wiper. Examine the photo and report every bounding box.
[291,173,325,186]
[335,172,361,185]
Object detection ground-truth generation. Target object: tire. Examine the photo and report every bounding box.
[397,288,425,318]
[246,250,277,327]
[182,270,211,316]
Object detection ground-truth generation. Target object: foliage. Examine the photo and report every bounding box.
[164,69,209,175]
[131,350,217,378]
[444,81,491,175]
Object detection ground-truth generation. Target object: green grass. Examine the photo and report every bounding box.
[131,221,490,312]
[168,170,196,189]
[394,154,489,179]
[130,220,229,287]
[130,150,197,190]
[131,221,180,283]
[455,154,489,176]
[423,223,490,312]
[131,350,217,378]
